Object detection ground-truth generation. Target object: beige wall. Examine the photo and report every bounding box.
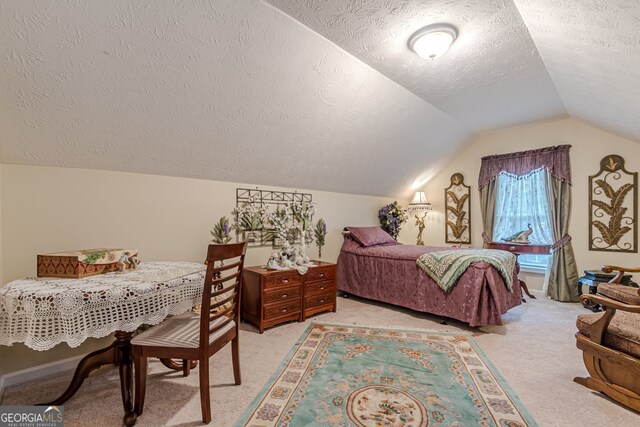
[0,163,3,292]
[4,117,639,374]
[1,164,390,374]
[0,163,3,377]
[419,118,640,289]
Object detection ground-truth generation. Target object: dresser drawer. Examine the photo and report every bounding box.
[264,299,301,320]
[265,272,303,287]
[306,267,335,283]
[305,292,335,310]
[264,284,301,303]
[305,280,335,295]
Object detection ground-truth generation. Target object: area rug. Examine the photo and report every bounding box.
[237,323,537,427]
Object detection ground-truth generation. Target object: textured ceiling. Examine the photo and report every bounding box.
[266,0,640,141]
[265,0,567,132]
[0,0,472,197]
[1,1,639,199]
[513,0,640,142]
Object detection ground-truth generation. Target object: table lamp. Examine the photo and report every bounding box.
[408,191,432,245]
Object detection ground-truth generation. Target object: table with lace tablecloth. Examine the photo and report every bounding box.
[0,261,206,426]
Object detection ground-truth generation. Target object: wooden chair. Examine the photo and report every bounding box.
[130,242,247,424]
[575,265,640,412]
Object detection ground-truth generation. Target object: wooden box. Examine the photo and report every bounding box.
[37,248,139,278]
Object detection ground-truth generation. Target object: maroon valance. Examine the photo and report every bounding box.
[478,145,572,189]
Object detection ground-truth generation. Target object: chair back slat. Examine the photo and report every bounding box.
[209,293,235,312]
[210,260,243,274]
[209,316,233,336]
[199,242,247,349]
[210,282,239,299]
[210,302,237,322]
[210,270,241,287]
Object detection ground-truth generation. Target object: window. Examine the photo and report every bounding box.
[493,168,552,270]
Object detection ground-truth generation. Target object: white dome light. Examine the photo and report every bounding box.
[408,24,458,60]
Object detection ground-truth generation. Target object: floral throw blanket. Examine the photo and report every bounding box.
[416,249,516,292]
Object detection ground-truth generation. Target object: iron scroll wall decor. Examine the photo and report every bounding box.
[445,173,471,244]
[589,155,637,253]
[236,188,313,247]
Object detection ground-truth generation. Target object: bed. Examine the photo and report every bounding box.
[336,227,522,326]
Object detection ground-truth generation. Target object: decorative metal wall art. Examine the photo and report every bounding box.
[589,155,637,252]
[235,188,313,247]
[445,173,471,244]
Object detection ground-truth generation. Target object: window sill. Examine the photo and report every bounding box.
[520,265,548,274]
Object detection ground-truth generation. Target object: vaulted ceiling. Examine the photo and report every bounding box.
[265,0,566,132]
[0,1,638,197]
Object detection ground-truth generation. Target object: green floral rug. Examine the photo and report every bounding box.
[237,323,537,426]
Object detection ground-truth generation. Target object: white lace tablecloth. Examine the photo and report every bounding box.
[0,262,206,351]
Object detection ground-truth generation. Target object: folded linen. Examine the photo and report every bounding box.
[417,249,516,292]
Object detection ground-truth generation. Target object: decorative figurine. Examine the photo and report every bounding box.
[117,251,140,272]
[118,252,131,272]
[281,241,294,260]
[127,254,140,269]
[501,224,533,244]
[267,252,280,270]
[265,242,312,273]
[414,213,427,246]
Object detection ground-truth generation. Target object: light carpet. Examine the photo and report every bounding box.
[237,323,537,426]
[1,292,638,426]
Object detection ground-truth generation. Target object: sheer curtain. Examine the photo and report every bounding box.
[493,168,553,245]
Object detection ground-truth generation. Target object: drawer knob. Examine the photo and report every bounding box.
[319,273,324,277]
[509,246,516,251]
[281,294,288,298]
[320,286,325,290]
[320,299,325,303]
[281,308,287,312]
[282,279,288,283]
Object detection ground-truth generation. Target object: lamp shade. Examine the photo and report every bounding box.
[408,191,432,211]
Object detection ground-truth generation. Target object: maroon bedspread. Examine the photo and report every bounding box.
[336,238,522,326]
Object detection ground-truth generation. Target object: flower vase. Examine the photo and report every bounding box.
[299,226,306,258]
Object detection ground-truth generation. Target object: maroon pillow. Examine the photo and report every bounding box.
[346,226,397,247]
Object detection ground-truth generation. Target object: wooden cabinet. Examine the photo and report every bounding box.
[241,261,336,333]
[303,265,336,319]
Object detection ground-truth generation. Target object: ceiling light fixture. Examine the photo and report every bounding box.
[408,24,458,60]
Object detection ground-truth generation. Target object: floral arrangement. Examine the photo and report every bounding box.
[378,201,408,241]
[233,194,265,232]
[210,216,232,244]
[263,206,292,244]
[314,218,327,258]
[290,200,317,234]
[229,190,321,253]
